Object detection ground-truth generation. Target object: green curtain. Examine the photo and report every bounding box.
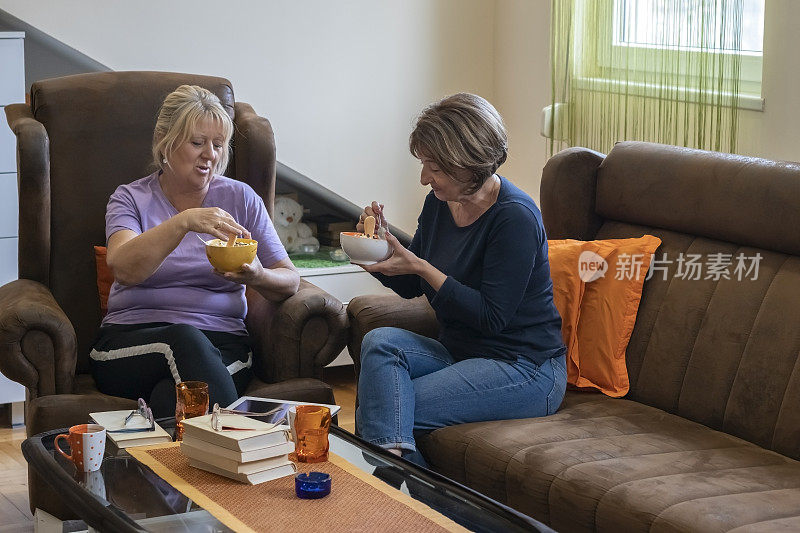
[549,0,744,155]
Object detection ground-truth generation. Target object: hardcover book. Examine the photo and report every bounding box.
[180,436,294,463]
[188,457,297,485]
[180,441,291,474]
[181,414,290,452]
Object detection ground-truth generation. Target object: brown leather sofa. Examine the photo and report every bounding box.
[347,141,800,532]
[0,72,347,517]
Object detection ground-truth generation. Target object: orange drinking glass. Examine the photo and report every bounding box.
[293,405,331,463]
[175,381,209,441]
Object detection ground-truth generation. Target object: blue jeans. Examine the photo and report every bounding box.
[356,327,567,459]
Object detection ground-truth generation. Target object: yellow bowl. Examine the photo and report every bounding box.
[205,238,258,272]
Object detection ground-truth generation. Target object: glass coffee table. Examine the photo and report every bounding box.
[23,419,551,532]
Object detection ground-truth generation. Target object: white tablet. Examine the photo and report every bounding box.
[225,396,341,425]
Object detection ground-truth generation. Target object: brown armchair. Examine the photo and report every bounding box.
[1,71,347,517]
[346,294,439,399]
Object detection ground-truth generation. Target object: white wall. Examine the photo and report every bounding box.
[494,0,800,177]
[493,0,551,202]
[5,0,794,229]
[737,0,800,163]
[0,0,495,233]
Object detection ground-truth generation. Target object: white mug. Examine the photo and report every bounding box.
[55,423,106,472]
[80,469,107,500]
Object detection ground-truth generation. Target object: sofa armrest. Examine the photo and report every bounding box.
[346,294,438,376]
[246,280,347,383]
[5,104,51,284]
[0,280,77,399]
[540,146,606,240]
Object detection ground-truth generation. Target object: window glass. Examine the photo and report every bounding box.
[615,0,764,53]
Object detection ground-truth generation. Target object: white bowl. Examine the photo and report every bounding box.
[339,232,391,265]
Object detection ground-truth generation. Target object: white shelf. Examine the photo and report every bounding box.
[0,110,16,173]
[0,371,24,404]
[0,237,18,285]
[0,34,24,104]
[0,32,23,422]
[0,173,18,237]
[298,263,362,277]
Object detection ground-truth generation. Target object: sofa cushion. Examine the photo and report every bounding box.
[420,391,800,532]
[596,142,800,257]
[589,220,800,462]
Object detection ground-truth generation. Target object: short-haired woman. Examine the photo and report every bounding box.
[356,93,567,465]
[90,85,299,417]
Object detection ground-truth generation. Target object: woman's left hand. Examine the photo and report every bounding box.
[360,232,421,276]
[215,255,265,284]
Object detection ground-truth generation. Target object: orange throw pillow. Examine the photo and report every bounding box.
[548,236,662,397]
[94,246,113,316]
[547,242,585,368]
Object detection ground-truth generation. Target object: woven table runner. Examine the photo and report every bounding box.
[128,442,467,533]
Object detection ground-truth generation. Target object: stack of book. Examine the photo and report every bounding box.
[180,414,296,485]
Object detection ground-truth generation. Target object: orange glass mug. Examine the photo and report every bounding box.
[55,424,106,472]
[175,381,209,441]
[292,405,332,463]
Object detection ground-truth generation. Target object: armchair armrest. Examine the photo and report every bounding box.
[346,294,438,376]
[0,280,77,399]
[5,104,51,284]
[246,280,347,383]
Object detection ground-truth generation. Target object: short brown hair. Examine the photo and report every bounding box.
[409,93,507,194]
[152,85,234,175]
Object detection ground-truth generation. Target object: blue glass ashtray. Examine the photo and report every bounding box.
[295,472,331,499]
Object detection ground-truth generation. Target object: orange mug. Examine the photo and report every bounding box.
[55,424,106,472]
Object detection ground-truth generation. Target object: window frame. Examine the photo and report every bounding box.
[577,0,765,111]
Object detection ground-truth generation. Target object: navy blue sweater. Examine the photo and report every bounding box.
[374,176,565,365]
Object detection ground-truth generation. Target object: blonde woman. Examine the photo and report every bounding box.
[90,85,298,417]
[355,94,567,465]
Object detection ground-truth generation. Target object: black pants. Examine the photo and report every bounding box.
[90,323,254,418]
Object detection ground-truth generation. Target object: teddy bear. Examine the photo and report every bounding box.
[273,196,320,253]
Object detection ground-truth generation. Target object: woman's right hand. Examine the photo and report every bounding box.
[180,207,250,241]
[357,201,387,233]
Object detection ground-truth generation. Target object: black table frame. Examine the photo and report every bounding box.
[23,423,552,532]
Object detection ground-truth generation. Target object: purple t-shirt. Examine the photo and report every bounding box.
[102,172,288,334]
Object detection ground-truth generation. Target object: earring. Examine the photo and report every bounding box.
[162,157,167,164]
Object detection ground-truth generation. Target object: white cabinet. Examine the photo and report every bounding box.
[0,173,18,237]
[0,32,24,425]
[0,33,24,103]
[0,110,17,176]
[0,237,17,286]
[299,264,394,366]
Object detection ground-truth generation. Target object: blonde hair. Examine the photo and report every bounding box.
[152,85,233,175]
[409,93,508,194]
